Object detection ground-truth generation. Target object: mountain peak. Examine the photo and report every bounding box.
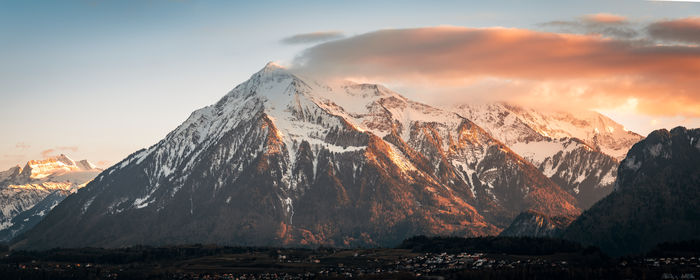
[54,154,75,166]
[619,126,698,176]
[246,61,298,88]
[14,154,101,181]
[76,159,97,171]
[259,61,286,74]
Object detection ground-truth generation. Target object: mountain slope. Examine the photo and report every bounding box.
[454,103,630,209]
[14,63,579,249]
[562,127,700,256]
[0,190,71,242]
[0,155,101,241]
[499,210,576,238]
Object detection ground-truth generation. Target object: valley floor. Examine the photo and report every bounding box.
[1,245,699,280]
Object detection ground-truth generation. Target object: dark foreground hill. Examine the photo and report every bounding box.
[562,127,700,257]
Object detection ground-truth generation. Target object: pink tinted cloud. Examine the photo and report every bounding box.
[40,149,56,158]
[15,142,30,149]
[41,146,79,158]
[293,26,700,116]
[583,13,628,24]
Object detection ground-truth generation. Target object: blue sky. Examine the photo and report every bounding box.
[1,0,699,168]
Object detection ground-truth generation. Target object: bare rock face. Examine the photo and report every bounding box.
[499,210,576,238]
[562,127,700,256]
[14,63,580,250]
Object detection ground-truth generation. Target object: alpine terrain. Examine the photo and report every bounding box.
[454,103,642,210]
[14,63,583,250]
[0,154,101,242]
[498,210,575,238]
[562,127,700,256]
[453,103,643,237]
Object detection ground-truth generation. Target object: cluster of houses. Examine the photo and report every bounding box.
[640,257,700,268]
[5,251,699,279]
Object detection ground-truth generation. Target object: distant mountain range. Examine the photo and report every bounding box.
[11,63,645,250]
[0,154,101,242]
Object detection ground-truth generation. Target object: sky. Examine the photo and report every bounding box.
[1,0,699,169]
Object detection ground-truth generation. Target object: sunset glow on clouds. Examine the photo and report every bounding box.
[540,13,639,39]
[292,17,700,124]
[583,13,629,23]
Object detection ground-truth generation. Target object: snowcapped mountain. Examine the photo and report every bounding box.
[563,127,700,256]
[0,154,101,241]
[453,103,634,209]
[0,154,100,186]
[14,63,580,249]
[495,103,642,161]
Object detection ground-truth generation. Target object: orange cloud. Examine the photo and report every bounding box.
[583,13,628,24]
[293,26,700,117]
[40,149,56,158]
